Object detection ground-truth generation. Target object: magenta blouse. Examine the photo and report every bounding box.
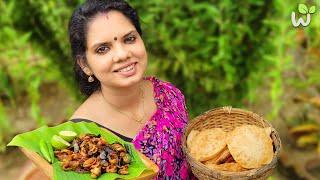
[131,76,193,179]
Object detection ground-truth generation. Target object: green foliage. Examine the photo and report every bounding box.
[131,0,280,116]
[0,102,10,152]
[258,0,296,119]
[0,1,67,151]
[9,0,81,84]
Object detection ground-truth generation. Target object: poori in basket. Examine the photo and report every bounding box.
[189,128,227,162]
[226,125,274,169]
[182,107,281,180]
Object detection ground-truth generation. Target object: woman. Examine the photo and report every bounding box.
[68,0,194,179]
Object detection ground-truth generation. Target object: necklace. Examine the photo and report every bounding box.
[100,86,145,124]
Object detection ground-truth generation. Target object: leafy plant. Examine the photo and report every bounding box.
[0,1,68,151]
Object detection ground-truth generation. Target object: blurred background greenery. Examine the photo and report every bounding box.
[1,0,320,179]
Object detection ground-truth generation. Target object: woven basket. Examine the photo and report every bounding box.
[182,107,281,180]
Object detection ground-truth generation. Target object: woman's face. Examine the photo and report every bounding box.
[81,10,147,89]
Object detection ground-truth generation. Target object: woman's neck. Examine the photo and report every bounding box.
[98,80,144,110]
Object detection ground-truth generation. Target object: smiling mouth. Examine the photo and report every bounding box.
[114,62,137,72]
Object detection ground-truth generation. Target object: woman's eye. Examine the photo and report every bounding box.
[125,36,136,43]
[96,46,109,54]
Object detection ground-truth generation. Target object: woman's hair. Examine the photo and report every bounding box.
[68,0,142,96]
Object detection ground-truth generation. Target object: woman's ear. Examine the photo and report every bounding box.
[77,56,93,76]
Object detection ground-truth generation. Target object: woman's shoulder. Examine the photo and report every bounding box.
[145,76,185,96]
[145,76,187,112]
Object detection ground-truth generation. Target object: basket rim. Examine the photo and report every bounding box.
[182,107,282,177]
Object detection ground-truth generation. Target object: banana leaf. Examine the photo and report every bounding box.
[7,121,147,180]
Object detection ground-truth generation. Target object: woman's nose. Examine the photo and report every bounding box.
[112,44,131,62]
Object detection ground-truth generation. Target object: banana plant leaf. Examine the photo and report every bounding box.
[7,121,147,180]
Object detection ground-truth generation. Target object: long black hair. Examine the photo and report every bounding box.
[68,0,142,96]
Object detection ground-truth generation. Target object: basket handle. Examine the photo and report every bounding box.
[222,106,232,114]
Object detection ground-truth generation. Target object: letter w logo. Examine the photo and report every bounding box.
[291,12,310,27]
[291,3,316,28]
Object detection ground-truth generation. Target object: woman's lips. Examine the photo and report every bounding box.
[114,62,137,77]
[114,62,137,72]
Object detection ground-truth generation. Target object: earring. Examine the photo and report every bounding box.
[88,75,94,82]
